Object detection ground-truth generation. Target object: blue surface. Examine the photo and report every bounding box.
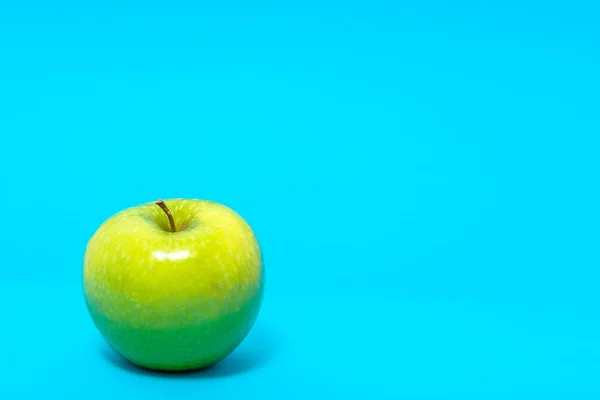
[1,1,599,398]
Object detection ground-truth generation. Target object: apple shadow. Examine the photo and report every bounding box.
[101,324,279,379]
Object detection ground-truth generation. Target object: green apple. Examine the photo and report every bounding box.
[82,198,264,371]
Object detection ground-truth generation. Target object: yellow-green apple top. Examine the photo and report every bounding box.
[83,198,264,371]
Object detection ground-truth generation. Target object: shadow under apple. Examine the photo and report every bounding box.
[101,324,279,378]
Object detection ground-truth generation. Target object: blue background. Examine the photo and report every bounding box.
[1,1,599,398]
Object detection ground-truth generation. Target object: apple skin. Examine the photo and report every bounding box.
[82,198,264,371]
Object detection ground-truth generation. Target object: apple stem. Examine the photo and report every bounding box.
[155,199,177,232]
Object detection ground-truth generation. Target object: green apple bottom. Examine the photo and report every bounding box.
[83,198,264,371]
